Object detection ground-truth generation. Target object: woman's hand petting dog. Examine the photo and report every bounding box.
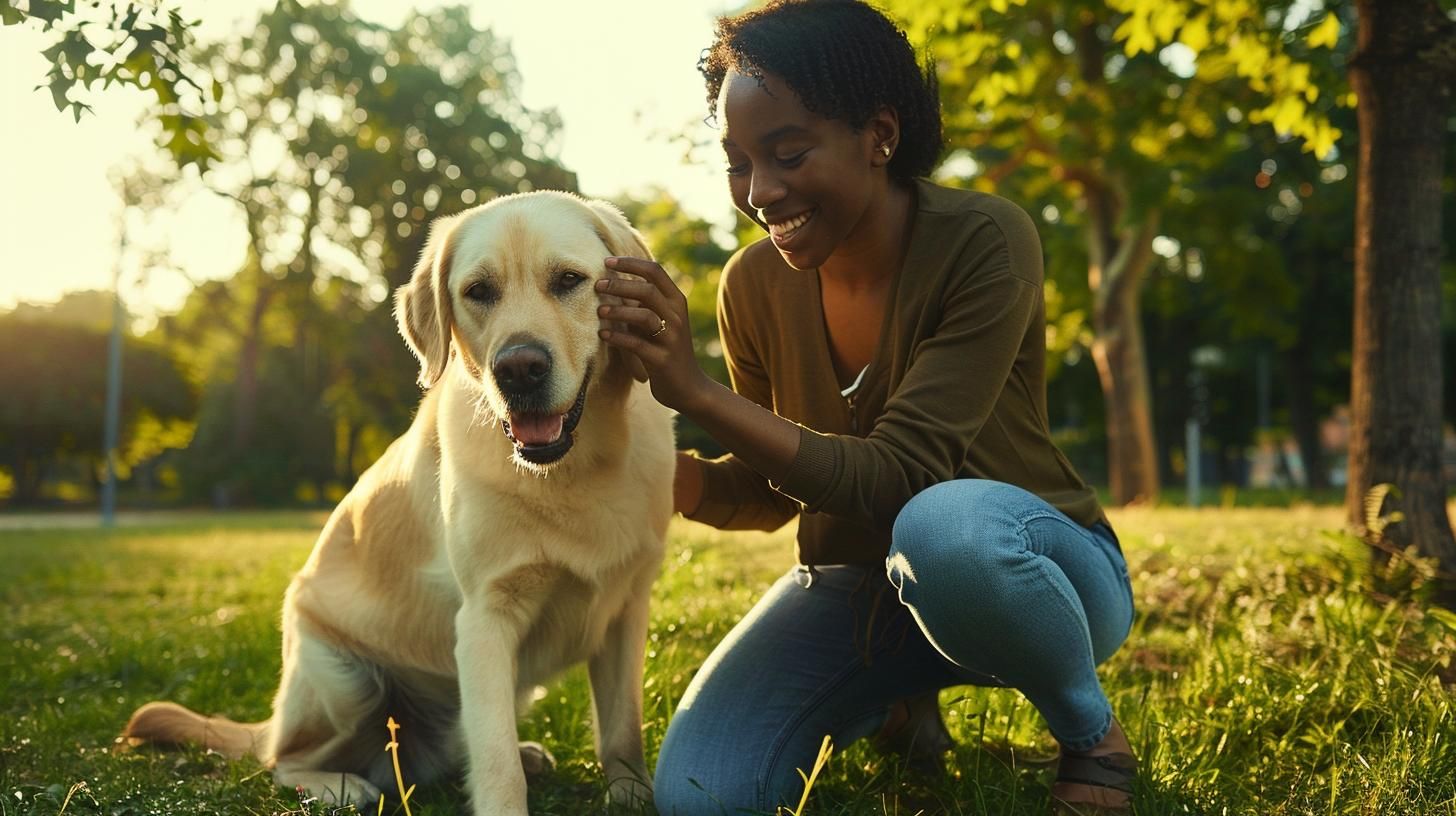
[596,256,714,415]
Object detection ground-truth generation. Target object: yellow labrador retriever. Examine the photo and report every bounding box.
[124,191,675,814]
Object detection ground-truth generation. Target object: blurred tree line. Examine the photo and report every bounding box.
[1,0,1452,520]
[0,292,194,504]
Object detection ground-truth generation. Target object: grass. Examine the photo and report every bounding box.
[1,507,1454,815]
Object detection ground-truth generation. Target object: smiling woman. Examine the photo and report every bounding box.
[590,1,1142,813]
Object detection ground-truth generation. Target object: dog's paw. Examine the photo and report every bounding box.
[518,741,556,778]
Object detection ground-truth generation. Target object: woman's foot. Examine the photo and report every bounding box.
[1050,717,1137,813]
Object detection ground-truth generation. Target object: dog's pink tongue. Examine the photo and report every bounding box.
[511,414,565,446]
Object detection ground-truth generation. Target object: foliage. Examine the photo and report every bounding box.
[1,0,215,167]
[0,312,195,505]
[1,508,1453,814]
[1106,0,1348,158]
[3,289,116,330]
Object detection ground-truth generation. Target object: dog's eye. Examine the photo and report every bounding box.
[552,270,585,295]
[464,281,498,305]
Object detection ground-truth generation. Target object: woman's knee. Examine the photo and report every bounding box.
[890,479,1031,576]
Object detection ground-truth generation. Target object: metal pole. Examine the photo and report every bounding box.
[101,235,126,527]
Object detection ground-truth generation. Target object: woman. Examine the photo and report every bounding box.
[595,1,1137,812]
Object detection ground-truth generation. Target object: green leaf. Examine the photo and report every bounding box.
[26,0,72,25]
[1429,607,1456,634]
[47,77,71,111]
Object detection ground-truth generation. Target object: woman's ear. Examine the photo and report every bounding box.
[393,214,460,390]
[869,105,901,168]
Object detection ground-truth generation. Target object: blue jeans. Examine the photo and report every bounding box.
[653,480,1135,815]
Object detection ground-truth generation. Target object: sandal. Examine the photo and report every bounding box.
[1050,751,1137,814]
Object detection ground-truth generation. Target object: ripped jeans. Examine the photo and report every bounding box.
[652,480,1135,816]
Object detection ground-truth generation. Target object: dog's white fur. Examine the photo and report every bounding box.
[124,192,674,815]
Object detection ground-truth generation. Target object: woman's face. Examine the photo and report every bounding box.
[716,69,884,271]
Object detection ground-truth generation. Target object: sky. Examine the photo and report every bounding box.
[0,0,739,319]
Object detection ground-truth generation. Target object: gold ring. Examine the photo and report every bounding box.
[650,318,667,338]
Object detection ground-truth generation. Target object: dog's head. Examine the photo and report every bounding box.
[394,191,651,469]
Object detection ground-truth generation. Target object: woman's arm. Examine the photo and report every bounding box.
[596,256,802,485]
[673,450,705,516]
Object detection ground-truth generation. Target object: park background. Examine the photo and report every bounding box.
[2,1,1456,814]
[2,0,1454,517]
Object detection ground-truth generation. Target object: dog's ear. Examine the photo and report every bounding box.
[394,214,460,390]
[587,199,653,261]
[587,200,652,383]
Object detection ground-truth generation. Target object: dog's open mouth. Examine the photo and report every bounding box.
[501,369,591,465]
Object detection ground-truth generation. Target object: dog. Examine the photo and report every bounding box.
[123,191,675,815]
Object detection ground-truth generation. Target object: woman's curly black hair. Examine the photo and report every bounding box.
[699,0,943,183]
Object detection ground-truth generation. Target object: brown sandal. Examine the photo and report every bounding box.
[1050,751,1137,814]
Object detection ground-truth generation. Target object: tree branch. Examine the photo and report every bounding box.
[1094,207,1162,322]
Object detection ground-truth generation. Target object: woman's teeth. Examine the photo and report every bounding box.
[769,211,812,241]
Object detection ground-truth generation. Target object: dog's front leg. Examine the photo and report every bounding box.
[587,569,655,807]
[455,603,529,816]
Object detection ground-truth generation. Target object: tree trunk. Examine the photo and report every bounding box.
[1070,19,1162,506]
[1348,0,1456,593]
[1086,185,1162,505]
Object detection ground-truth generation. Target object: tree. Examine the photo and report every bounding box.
[1346,0,1455,589]
[129,1,577,504]
[885,0,1349,504]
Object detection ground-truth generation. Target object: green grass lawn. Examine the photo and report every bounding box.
[1,507,1453,815]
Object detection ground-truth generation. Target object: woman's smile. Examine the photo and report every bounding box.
[766,209,816,249]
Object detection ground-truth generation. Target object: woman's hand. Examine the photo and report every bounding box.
[596,256,713,413]
[599,257,801,488]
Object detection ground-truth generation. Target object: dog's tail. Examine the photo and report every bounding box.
[123,701,271,761]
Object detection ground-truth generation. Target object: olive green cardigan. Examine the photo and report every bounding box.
[685,179,1103,565]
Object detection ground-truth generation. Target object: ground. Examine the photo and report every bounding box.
[1,504,1453,815]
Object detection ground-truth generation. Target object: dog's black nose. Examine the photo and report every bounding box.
[493,344,552,395]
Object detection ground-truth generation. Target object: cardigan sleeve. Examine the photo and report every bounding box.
[771,209,1043,530]
[682,253,800,532]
